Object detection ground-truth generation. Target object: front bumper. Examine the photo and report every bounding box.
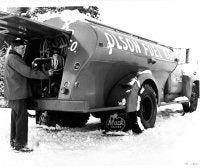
[27,98,89,113]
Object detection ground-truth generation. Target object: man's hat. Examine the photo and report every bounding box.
[10,38,26,46]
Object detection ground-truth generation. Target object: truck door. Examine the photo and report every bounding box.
[164,65,183,102]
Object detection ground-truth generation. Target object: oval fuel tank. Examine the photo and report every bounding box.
[59,20,177,108]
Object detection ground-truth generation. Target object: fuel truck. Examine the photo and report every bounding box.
[0,13,199,132]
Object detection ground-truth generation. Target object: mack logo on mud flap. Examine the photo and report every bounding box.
[106,114,126,131]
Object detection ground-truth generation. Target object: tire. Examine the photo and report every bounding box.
[56,112,90,127]
[36,110,56,127]
[182,102,190,113]
[138,85,157,129]
[91,113,103,118]
[36,111,90,127]
[182,83,199,113]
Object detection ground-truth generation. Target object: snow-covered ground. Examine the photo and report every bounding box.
[0,102,200,168]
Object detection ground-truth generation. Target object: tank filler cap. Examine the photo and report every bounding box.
[60,87,69,95]
[74,62,81,70]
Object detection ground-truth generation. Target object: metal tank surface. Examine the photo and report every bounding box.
[0,13,199,132]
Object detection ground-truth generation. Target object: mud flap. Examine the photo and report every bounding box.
[101,111,143,134]
[101,112,131,132]
[126,80,140,112]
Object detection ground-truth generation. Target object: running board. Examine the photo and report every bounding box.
[89,99,189,112]
[89,105,126,113]
[160,99,189,106]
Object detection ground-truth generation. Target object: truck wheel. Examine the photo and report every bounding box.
[138,85,157,129]
[182,83,199,113]
[36,110,56,127]
[91,113,103,118]
[56,112,90,127]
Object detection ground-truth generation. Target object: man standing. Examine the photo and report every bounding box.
[4,39,52,152]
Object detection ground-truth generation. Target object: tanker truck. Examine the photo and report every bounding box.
[0,13,199,132]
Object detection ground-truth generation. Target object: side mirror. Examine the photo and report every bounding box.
[185,48,190,63]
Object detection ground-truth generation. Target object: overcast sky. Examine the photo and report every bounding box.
[1,0,200,63]
[98,0,200,63]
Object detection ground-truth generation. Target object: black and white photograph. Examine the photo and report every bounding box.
[0,0,200,167]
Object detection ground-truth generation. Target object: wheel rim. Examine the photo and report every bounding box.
[141,96,153,121]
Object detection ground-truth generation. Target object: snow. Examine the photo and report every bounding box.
[0,102,200,168]
[32,10,97,31]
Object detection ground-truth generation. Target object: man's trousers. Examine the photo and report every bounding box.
[9,99,28,146]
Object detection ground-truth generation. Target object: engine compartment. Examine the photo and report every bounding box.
[25,35,70,98]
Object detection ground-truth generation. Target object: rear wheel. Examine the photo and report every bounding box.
[138,85,157,129]
[36,111,90,127]
[101,84,157,132]
[56,112,90,127]
[36,110,56,127]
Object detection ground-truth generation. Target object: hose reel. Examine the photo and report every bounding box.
[39,35,69,58]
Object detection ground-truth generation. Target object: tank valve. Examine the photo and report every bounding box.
[60,87,69,95]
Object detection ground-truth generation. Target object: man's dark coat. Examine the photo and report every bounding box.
[4,50,48,100]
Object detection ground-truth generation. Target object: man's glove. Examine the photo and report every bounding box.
[42,66,54,77]
[48,69,54,76]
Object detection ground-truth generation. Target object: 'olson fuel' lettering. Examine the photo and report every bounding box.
[104,32,174,61]
[105,32,141,55]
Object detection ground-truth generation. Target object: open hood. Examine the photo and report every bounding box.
[0,14,72,42]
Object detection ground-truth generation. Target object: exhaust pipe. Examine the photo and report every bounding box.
[186,48,190,64]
